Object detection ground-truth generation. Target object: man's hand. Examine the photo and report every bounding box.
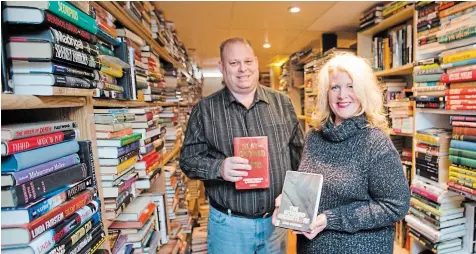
[219,157,251,182]
[293,214,328,240]
[272,194,282,226]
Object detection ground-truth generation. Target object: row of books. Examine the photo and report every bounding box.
[382,78,414,134]
[1,120,106,254]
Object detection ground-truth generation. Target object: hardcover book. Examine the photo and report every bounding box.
[233,136,270,190]
[275,171,324,232]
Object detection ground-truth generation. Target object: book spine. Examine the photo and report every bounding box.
[47,1,98,34]
[4,121,75,140]
[53,75,93,89]
[43,12,97,44]
[97,43,115,57]
[450,155,476,168]
[96,29,120,46]
[415,151,439,164]
[446,94,476,100]
[77,141,98,189]
[452,120,476,127]
[27,189,95,240]
[410,185,439,203]
[117,140,140,157]
[82,231,106,254]
[67,216,103,254]
[12,163,88,206]
[441,70,476,83]
[50,219,102,254]
[50,28,99,56]
[453,126,476,136]
[51,63,96,80]
[2,129,78,155]
[9,154,79,186]
[446,104,476,110]
[119,174,137,193]
[26,177,93,222]
[116,149,139,165]
[52,43,100,70]
[120,133,142,146]
[452,134,476,142]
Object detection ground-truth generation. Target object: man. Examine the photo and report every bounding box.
[180,37,304,254]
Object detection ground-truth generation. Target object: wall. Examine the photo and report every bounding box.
[202,77,224,97]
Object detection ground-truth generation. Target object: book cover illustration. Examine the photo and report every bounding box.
[275,171,324,232]
[233,136,269,190]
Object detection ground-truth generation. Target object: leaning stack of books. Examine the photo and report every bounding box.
[406,179,466,254]
[1,120,105,254]
[4,1,99,96]
[447,115,476,198]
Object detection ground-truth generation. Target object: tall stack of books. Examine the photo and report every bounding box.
[94,109,141,221]
[1,120,105,254]
[383,79,413,134]
[4,1,99,96]
[142,47,162,102]
[447,116,476,198]
[406,179,467,254]
[164,163,178,222]
[160,107,181,152]
[412,57,447,109]
[191,226,207,254]
[359,4,384,31]
[416,2,440,51]
[440,44,476,111]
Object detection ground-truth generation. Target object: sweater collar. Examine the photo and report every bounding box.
[321,114,369,142]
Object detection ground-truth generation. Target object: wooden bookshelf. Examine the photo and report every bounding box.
[92,98,195,108]
[390,131,413,137]
[162,143,182,167]
[375,63,414,77]
[359,6,415,36]
[1,94,87,110]
[414,108,476,116]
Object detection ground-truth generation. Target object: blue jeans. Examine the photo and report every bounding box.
[207,205,287,254]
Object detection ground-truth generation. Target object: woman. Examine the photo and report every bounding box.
[272,53,410,254]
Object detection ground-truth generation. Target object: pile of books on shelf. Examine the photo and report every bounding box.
[382,1,413,18]
[416,2,440,50]
[412,56,447,109]
[359,4,383,31]
[142,47,163,102]
[383,78,413,134]
[447,116,476,198]
[4,1,99,96]
[1,120,105,254]
[160,106,181,152]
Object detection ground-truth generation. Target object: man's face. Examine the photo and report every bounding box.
[219,42,259,95]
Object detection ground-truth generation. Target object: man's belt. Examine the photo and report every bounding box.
[209,198,272,219]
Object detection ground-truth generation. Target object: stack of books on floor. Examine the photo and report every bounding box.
[171,163,192,235]
[191,226,207,254]
[406,179,466,254]
[1,120,105,254]
[140,193,169,246]
[439,44,476,111]
[447,115,476,198]
[359,4,383,31]
[4,1,99,96]
[133,106,165,190]
[164,163,179,222]
[94,109,141,220]
[108,196,158,254]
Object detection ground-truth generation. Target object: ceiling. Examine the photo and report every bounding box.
[154,1,378,71]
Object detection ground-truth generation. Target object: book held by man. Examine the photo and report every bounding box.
[275,171,324,232]
[233,136,269,190]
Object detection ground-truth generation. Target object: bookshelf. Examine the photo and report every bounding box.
[375,63,414,77]
[358,6,414,36]
[1,94,87,110]
[92,98,195,108]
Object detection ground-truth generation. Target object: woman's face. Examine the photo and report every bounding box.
[328,71,361,125]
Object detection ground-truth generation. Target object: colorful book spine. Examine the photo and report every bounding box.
[5,163,88,206]
[77,141,98,188]
[1,140,80,172]
[451,140,476,152]
[1,178,93,222]
[1,129,78,155]
[49,219,101,254]
[450,155,476,168]
[5,154,80,186]
[45,1,97,35]
[2,120,76,141]
[441,70,476,83]
[43,11,97,43]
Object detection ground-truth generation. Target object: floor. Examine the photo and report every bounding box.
[286,232,410,254]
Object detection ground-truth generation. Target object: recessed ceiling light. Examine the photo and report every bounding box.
[288,6,300,13]
[263,43,271,48]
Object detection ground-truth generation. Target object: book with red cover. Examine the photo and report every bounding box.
[233,136,270,190]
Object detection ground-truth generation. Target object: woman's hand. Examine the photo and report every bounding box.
[293,214,328,240]
[271,194,282,226]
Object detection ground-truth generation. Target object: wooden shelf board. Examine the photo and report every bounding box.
[98,2,196,80]
[375,63,414,77]
[390,132,413,137]
[358,6,414,36]
[415,108,476,116]
[1,94,86,110]
[92,98,194,108]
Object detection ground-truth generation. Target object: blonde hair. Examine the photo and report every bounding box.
[311,53,389,134]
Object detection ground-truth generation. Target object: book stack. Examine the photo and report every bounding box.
[1,120,106,254]
[117,2,153,37]
[140,193,169,246]
[371,19,413,71]
[164,163,179,222]
[405,179,467,254]
[383,79,413,134]
[94,109,141,220]
[4,1,99,96]
[416,2,440,51]
[133,107,165,190]
[191,226,207,254]
[447,116,476,199]
[383,1,413,18]
[415,128,452,186]
[160,107,181,152]
[463,202,476,253]
[150,8,167,46]
[359,4,383,31]
[412,57,447,107]
[440,44,476,111]
[198,200,210,229]
[142,47,162,102]
[108,196,158,254]
[171,165,192,235]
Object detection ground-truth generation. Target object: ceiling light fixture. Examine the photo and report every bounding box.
[288,6,300,13]
[263,43,271,48]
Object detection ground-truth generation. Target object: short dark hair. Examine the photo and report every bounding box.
[219,37,254,61]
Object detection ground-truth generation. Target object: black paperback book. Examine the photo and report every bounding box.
[114,39,134,100]
[275,171,323,232]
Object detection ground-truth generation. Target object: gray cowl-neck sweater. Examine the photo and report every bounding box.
[297,115,410,254]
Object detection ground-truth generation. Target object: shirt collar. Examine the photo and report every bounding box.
[224,84,270,108]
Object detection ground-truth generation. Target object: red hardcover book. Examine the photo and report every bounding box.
[446,88,476,96]
[441,70,476,83]
[446,94,476,100]
[233,136,270,190]
[446,104,476,110]
[1,129,78,156]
